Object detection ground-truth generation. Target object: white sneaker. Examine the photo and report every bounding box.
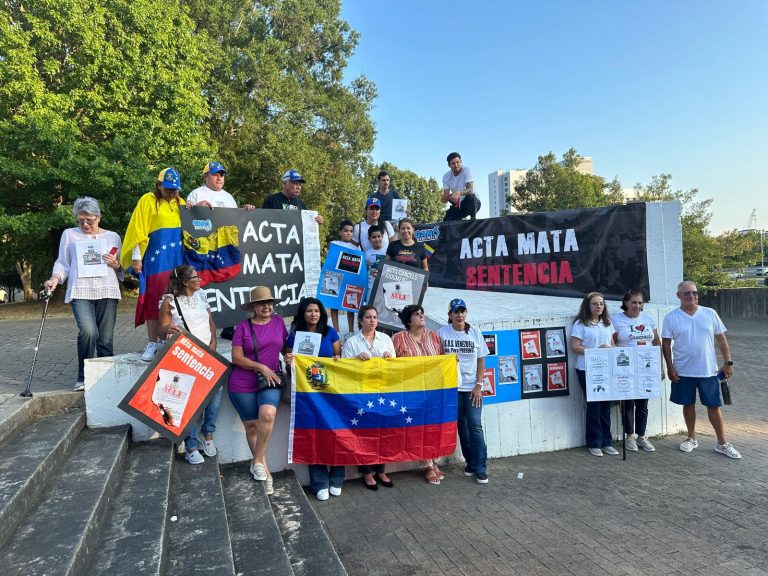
[316,488,330,501]
[637,436,656,452]
[329,486,342,497]
[680,438,698,452]
[588,447,603,457]
[141,341,159,362]
[714,442,742,459]
[201,439,217,457]
[185,450,204,465]
[265,475,274,495]
[250,462,267,481]
[603,446,619,455]
[625,436,638,451]
[74,382,85,392]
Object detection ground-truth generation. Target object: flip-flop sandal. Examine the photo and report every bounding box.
[432,463,445,481]
[424,466,440,485]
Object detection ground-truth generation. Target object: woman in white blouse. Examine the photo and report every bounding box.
[158,265,218,465]
[342,304,396,490]
[44,197,123,391]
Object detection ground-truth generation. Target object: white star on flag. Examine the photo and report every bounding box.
[357,408,365,415]
[162,245,167,250]
[170,242,176,247]
[389,399,397,408]
[150,257,155,262]
[350,418,358,426]
[367,401,374,409]
[400,406,407,414]
[405,416,413,424]
[378,397,385,405]
[155,250,160,255]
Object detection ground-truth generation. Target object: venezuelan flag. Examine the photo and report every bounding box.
[183,225,241,286]
[289,355,458,465]
[424,243,435,259]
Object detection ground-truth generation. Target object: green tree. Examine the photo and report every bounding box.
[715,230,760,272]
[365,162,443,225]
[510,148,623,212]
[0,0,213,298]
[184,0,377,247]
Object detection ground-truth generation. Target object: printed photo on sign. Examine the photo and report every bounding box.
[320,271,342,297]
[483,334,497,356]
[482,367,496,397]
[151,369,196,428]
[336,250,363,274]
[342,284,365,310]
[392,199,408,221]
[75,239,108,278]
[498,355,519,384]
[294,331,322,356]
[545,329,566,357]
[521,331,542,360]
[522,364,543,393]
[547,363,567,391]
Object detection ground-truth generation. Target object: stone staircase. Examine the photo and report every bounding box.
[0,394,347,576]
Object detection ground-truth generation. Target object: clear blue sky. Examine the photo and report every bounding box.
[340,0,767,234]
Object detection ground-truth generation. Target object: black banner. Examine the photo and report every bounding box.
[181,207,319,326]
[415,203,648,300]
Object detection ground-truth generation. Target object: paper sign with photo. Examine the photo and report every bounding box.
[150,369,196,428]
[75,239,108,278]
[294,331,322,356]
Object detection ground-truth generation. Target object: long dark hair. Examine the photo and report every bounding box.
[620,288,646,312]
[292,297,330,337]
[153,181,181,211]
[168,265,197,297]
[575,291,611,326]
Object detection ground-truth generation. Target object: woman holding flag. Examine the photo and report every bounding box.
[121,168,185,362]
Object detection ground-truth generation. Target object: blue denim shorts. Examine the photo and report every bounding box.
[228,388,281,421]
[670,376,722,408]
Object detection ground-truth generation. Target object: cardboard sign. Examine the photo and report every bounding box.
[118,332,232,443]
[317,242,369,313]
[367,260,429,332]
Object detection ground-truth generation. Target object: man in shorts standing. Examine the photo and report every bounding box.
[661,280,741,458]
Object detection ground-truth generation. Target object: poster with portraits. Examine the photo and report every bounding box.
[479,330,521,405]
[585,346,662,401]
[519,327,569,399]
[316,243,369,313]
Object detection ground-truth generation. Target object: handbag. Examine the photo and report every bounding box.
[247,321,290,399]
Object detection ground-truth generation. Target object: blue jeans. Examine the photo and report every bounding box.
[457,391,487,474]
[70,298,118,382]
[309,465,346,493]
[185,386,223,452]
[576,369,613,448]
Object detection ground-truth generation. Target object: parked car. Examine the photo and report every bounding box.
[728,272,744,279]
[756,267,768,276]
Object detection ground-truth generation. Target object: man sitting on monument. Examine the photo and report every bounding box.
[442,152,480,221]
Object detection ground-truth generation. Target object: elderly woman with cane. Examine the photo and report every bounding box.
[44,197,123,391]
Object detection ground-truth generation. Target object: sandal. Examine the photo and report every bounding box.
[432,463,445,481]
[425,466,440,485]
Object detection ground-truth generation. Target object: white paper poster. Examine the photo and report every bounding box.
[585,346,662,401]
[293,331,322,356]
[150,368,196,428]
[391,199,408,221]
[75,239,108,278]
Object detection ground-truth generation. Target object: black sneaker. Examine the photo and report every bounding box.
[463,466,474,477]
[475,472,489,484]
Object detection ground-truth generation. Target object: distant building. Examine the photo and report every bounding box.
[622,187,641,203]
[488,169,527,217]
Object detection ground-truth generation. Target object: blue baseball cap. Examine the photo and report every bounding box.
[449,298,467,312]
[203,161,227,176]
[366,197,382,208]
[282,169,305,183]
[157,168,181,190]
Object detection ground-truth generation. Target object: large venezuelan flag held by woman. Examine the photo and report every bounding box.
[121,193,185,326]
[289,355,458,465]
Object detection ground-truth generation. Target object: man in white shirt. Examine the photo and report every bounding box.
[442,152,480,221]
[661,280,740,459]
[187,162,255,210]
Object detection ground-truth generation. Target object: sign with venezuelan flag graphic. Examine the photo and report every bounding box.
[289,355,458,465]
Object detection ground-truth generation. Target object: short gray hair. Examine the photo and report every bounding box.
[72,196,101,217]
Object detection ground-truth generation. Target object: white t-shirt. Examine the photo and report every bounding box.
[661,306,726,377]
[612,311,657,347]
[342,331,396,359]
[353,220,394,252]
[160,290,212,345]
[442,166,474,192]
[571,320,616,371]
[438,324,489,391]
[187,185,237,208]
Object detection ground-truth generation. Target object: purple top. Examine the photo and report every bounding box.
[228,315,288,393]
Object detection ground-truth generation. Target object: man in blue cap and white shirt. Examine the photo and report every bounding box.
[187,161,255,210]
[262,169,324,224]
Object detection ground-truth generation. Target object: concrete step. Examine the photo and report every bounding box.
[270,470,348,576]
[164,453,236,576]
[220,463,295,576]
[0,392,83,446]
[85,439,175,576]
[0,425,130,576]
[0,411,85,547]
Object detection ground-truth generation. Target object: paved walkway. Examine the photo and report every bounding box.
[1,314,765,575]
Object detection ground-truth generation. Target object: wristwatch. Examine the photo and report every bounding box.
[726,360,734,366]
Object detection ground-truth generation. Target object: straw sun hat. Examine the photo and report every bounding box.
[240,286,276,310]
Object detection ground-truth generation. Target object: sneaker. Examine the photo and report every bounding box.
[714,442,742,459]
[624,437,638,451]
[141,341,159,362]
[265,475,274,495]
[463,466,474,477]
[637,436,656,452]
[680,438,698,452]
[316,488,330,501]
[588,447,603,457]
[475,472,489,484]
[603,446,619,455]
[250,462,267,481]
[329,486,342,497]
[185,450,204,465]
[201,439,217,457]
[74,382,85,392]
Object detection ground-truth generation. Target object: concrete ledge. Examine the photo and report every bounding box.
[0,391,84,446]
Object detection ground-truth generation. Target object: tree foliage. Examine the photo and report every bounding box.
[510,148,623,213]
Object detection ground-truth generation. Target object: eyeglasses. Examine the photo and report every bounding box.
[683,290,699,296]
[77,217,98,225]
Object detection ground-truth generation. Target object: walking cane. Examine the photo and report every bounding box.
[20,287,53,398]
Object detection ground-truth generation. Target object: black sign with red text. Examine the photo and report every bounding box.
[415,203,648,300]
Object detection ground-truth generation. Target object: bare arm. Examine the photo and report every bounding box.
[662,337,678,382]
[471,357,485,407]
[715,333,733,378]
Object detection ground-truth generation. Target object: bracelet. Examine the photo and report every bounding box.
[475,381,483,386]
